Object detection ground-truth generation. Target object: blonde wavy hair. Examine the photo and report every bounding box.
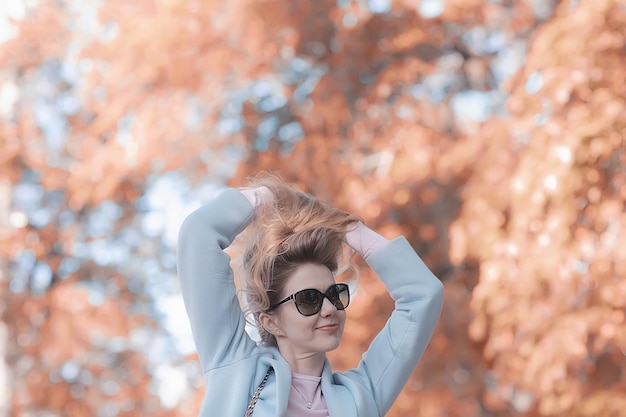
[235,175,360,346]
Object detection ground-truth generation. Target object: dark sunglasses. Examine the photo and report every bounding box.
[268,283,350,316]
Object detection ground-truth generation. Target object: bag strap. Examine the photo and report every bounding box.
[245,367,273,417]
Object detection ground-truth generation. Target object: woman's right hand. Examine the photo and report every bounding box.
[240,186,273,208]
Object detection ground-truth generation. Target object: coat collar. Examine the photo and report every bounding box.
[321,358,344,416]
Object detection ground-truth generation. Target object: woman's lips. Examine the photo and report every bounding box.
[316,324,339,332]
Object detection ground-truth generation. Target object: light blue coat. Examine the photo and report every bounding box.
[177,188,444,417]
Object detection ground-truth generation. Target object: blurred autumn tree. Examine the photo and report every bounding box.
[0,0,624,416]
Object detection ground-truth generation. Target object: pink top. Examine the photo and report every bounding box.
[286,373,329,416]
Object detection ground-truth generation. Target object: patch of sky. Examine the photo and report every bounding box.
[30,207,52,228]
[143,172,188,210]
[106,337,127,354]
[439,52,465,72]
[9,250,35,293]
[98,402,121,417]
[217,116,244,135]
[13,182,44,212]
[35,97,68,151]
[58,209,75,227]
[73,0,101,36]
[217,92,246,134]
[30,261,53,293]
[408,83,427,100]
[343,12,358,28]
[58,257,80,279]
[32,61,75,154]
[159,249,177,271]
[462,27,507,56]
[128,326,155,351]
[534,98,552,126]
[78,57,94,74]
[87,200,123,237]
[451,90,497,123]
[525,70,543,94]
[80,280,107,306]
[0,0,26,42]
[141,211,166,238]
[142,329,178,364]
[0,80,19,119]
[142,260,174,297]
[254,135,271,152]
[39,59,66,86]
[408,52,463,102]
[152,363,189,409]
[294,68,324,102]
[251,79,281,101]
[358,72,376,86]
[60,360,81,383]
[258,93,287,112]
[214,146,243,179]
[367,0,391,14]
[100,379,121,397]
[88,239,130,267]
[419,0,444,19]
[491,40,526,86]
[140,172,222,248]
[101,20,119,43]
[125,276,144,294]
[282,57,313,86]
[79,368,94,385]
[535,112,548,126]
[305,40,327,58]
[257,115,280,139]
[222,144,243,162]
[57,91,79,117]
[115,111,134,146]
[154,293,195,356]
[395,104,413,119]
[60,48,79,79]
[413,73,454,103]
[278,121,304,142]
[512,390,534,413]
[184,98,205,132]
[223,95,245,115]
[528,0,556,19]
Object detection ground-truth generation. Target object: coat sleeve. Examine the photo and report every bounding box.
[177,188,257,372]
[341,236,444,415]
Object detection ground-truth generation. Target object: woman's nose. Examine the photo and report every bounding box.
[319,297,337,316]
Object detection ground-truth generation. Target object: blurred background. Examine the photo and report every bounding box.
[1,0,625,416]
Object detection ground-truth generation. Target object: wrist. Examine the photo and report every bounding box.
[345,222,389,259]
[240,186,273,208]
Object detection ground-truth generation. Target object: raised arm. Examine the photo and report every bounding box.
[339,224,444,415]
[177,188,260,372]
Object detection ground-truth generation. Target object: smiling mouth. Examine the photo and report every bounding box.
[316,324,339,331]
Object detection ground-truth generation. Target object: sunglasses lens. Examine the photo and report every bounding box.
[293,284,351,316]
[294,290,323,316]
[328,284,350,310]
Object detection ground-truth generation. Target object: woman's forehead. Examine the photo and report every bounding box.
[283,263,336,293]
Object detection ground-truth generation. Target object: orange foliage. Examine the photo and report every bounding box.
[1,0,624,416]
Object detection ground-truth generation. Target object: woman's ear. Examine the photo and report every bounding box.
[258,312,282,337]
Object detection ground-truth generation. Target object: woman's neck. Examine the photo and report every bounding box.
[277,342,326,376]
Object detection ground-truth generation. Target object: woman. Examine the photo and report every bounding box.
[177,177,444,416]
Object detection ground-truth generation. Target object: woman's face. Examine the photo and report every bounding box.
[271,263,347,357]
